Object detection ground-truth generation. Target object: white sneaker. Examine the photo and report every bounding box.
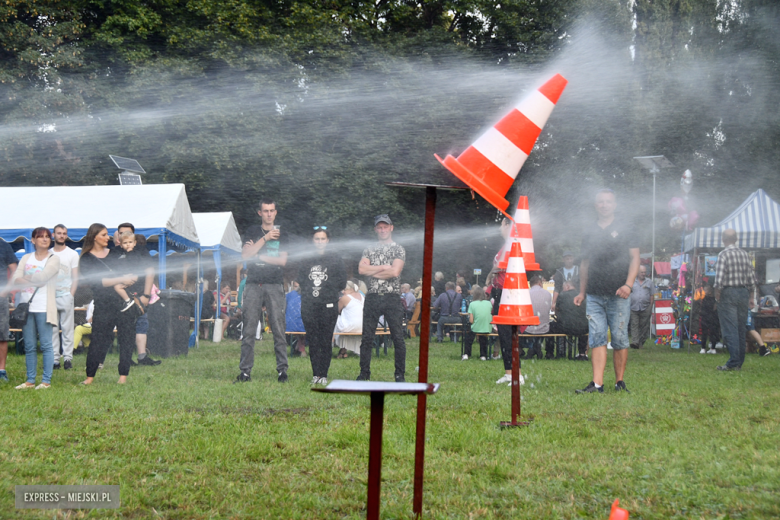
[707,349,717,354]
[496,374,511,384]
[700,348,707,354]
[98,363,103,370]
[607,343,613,349]
[715,342,724,349]
[319,377,328,386]
[311,376,320,385]
[35,383,51,390]
[507,374,526,386]
[480,356,487,361]
[461,354,469,361]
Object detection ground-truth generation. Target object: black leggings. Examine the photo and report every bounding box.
[86,299,136,377]
[498,325,520,371]
[302,303,339,378]
[463,329,488,358]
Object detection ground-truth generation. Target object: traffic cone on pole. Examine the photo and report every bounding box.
[608,499,629,520]
[496,196,540,271]
[492,241,540,326]
[435,74,568,216]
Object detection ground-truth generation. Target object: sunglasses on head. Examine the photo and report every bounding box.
[313,226,328,230]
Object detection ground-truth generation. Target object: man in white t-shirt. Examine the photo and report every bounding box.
[50,224,79,370]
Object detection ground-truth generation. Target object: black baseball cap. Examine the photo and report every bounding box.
[374,214,393,226]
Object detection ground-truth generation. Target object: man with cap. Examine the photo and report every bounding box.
[552,251,579,313]
[356,214,407,382]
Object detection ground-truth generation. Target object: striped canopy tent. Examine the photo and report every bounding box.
[684,189,780,251]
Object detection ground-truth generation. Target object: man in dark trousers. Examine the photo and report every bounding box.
[714,228,757,371]
[574,189,640,393]
[356,214,407,382]
[238,198,289,383]
[433,281,463,343]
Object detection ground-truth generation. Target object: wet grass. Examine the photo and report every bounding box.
[1,338,778,519]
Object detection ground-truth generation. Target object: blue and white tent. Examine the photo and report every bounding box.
[0,184,200,289]
[684,189,780,251]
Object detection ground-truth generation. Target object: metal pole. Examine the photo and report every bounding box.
[413,186,436,518]
[367,392,385,520]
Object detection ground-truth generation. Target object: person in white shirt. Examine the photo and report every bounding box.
[50,224,79,370]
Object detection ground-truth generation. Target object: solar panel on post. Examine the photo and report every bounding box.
[109,155,145,173]
[118,173,143,185]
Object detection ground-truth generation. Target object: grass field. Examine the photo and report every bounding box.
[2,336,779,519]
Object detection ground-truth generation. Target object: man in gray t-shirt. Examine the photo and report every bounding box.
[356,214,407,382]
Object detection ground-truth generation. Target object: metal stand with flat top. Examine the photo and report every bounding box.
[313,380,440,520]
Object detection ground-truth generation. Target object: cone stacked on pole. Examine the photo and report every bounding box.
[496,196,540,271]
[435,74,568,216]
[492,240,540,326]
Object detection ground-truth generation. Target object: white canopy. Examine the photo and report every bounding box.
[191,212,242,253]
[0,184,199,248]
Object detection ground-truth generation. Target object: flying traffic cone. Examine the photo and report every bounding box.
[496,196,540,271]
[608,499,629,520]
[435,74,568,216]
[492,241,540,326]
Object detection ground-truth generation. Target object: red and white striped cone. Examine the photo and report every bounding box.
[496,196,540,271]
[492,241,540,326]
[435,73,568,216]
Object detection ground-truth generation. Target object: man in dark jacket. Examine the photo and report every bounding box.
[433,281,463,342]
[551,281,589,360]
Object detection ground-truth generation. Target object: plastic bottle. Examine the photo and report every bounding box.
[461,299,467,313]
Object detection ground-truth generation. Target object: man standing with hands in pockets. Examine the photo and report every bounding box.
[238,199,289,383]
[574,189,640,393]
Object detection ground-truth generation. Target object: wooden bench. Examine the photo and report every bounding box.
[286,329,393,356]
[468,332,587,360]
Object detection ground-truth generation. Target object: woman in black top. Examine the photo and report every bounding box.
[297,228,346,385]
[79,224,141,385]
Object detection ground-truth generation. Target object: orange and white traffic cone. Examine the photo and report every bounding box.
[436,73,568,216]
[608,499,629,520]
[496,196,540,271]
[492,241,540,326]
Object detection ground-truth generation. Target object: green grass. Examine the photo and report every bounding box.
[2,337,779,519]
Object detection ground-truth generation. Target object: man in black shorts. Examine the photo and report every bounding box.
[356,215,407,382]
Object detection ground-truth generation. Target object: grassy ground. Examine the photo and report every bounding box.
[1,336,778,519]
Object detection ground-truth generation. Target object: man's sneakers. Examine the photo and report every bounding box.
[759,346,771,357]
[716,365,740,371]
[576,381,604,394]
[395,374,405,383]
[137,355,162,366]
[0,370,8,382]
[53,362,61,369]
[461,354,469,361]
[479,356,487,361]
[356,372,370,381]
[615,380,629,392]
[699,348,707,354]
[234,372,251,383]
[278,371,288,383]
[574,354,589,361]
[707,349,717,354]
[63,360,72,370]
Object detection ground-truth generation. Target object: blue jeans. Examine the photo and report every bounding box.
[586,294,630,350]
[718,287,749,368]
[22,312,54,384]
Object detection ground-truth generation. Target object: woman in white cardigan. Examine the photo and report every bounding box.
[9,227,60,389]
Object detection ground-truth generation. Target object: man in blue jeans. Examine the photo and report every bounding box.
[574,189,640,393]
[714,228,757,371]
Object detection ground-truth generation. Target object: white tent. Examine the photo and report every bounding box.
[684,189,780,251]
[191,212,244,341]
[0,184,200,289]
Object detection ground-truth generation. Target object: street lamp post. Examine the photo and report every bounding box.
[634,156,674,281]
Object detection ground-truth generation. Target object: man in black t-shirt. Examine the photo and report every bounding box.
[237,198,289,383]
[0,239,18,382]
[574,189,640,394]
